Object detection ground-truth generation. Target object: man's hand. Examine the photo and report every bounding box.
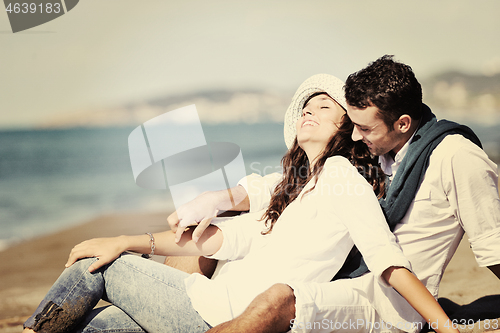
[65,236,127,272]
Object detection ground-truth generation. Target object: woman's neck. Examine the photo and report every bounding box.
[303,143,324,169]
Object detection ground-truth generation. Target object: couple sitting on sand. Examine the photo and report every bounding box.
[23,55,500,333]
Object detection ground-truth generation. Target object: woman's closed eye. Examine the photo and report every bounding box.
[356,125,369,132]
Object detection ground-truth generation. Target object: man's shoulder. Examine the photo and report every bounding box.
[432,133,483,159]
[427,134,494,176]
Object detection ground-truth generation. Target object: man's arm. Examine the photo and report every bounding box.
[444,138,500,272]
[164,256,218,278]
[207,283,295,333]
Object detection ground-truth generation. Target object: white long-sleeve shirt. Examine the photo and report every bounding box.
[240,134,500,330]
[184,156,410,326]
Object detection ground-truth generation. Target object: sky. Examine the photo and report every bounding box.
[1,0,500,128]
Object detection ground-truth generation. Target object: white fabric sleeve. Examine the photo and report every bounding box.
[444,136,500,267]
[237,172,282,212]
[204,211,265,261]
[316,157,411,287]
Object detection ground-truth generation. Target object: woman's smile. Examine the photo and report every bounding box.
[301,120,319,127]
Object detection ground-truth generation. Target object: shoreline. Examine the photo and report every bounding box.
[0,211,170,331]
[1,212,499,332]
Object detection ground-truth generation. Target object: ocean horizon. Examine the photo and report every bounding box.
[0,123,287,251]
[1,119,499,251]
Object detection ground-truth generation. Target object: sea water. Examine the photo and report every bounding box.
[0,123,287,250]
[1,121,499,251]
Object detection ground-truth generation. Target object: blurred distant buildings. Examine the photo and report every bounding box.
[38,90,291,128]
[39,71,500,128]
[423,72,500,124]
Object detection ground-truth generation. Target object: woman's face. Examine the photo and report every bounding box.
[296,93,345,151]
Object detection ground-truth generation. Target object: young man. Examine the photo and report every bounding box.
[168,55,500,333]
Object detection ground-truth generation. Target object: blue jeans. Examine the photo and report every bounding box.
[24,254,211,332]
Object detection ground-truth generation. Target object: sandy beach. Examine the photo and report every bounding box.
[1,212,499,332]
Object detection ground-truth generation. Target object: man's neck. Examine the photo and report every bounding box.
[390,119,420,157]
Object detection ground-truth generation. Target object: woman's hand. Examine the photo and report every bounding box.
[167,191,220,243]
[167,186,250,244]
[65,236,128,272]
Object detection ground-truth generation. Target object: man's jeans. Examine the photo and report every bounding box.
[24,254,211,332]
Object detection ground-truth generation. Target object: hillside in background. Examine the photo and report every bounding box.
[422,72,500,123]
[38,71,500,128]
[39,90,291,128]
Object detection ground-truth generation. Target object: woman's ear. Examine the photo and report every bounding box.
[395,115,412,134]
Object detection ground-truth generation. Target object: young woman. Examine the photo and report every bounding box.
[23,74,459,333]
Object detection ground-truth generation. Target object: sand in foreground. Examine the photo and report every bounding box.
[0,212,499,332]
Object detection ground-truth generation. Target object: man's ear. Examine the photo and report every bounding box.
[394,115,412,134]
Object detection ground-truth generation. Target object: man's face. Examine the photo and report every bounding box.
[347,104,405,156]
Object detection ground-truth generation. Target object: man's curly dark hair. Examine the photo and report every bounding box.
[344,55,423,131]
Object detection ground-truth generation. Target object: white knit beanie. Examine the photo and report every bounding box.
[283,74,347,149]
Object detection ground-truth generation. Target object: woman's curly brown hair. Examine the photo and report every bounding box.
[261,114,385,234]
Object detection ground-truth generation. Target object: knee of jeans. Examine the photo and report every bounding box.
[68,257,99,273]
[26,298,96,333]
[59,258,102,283]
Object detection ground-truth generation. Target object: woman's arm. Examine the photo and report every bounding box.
[167,186,250,243]
[168,172,283,243]
[383,267,459,333]
[65,226,223,273]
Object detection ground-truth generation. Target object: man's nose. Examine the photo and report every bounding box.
[351,126,363,142]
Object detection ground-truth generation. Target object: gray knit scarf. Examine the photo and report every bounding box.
[333,104,482,280]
